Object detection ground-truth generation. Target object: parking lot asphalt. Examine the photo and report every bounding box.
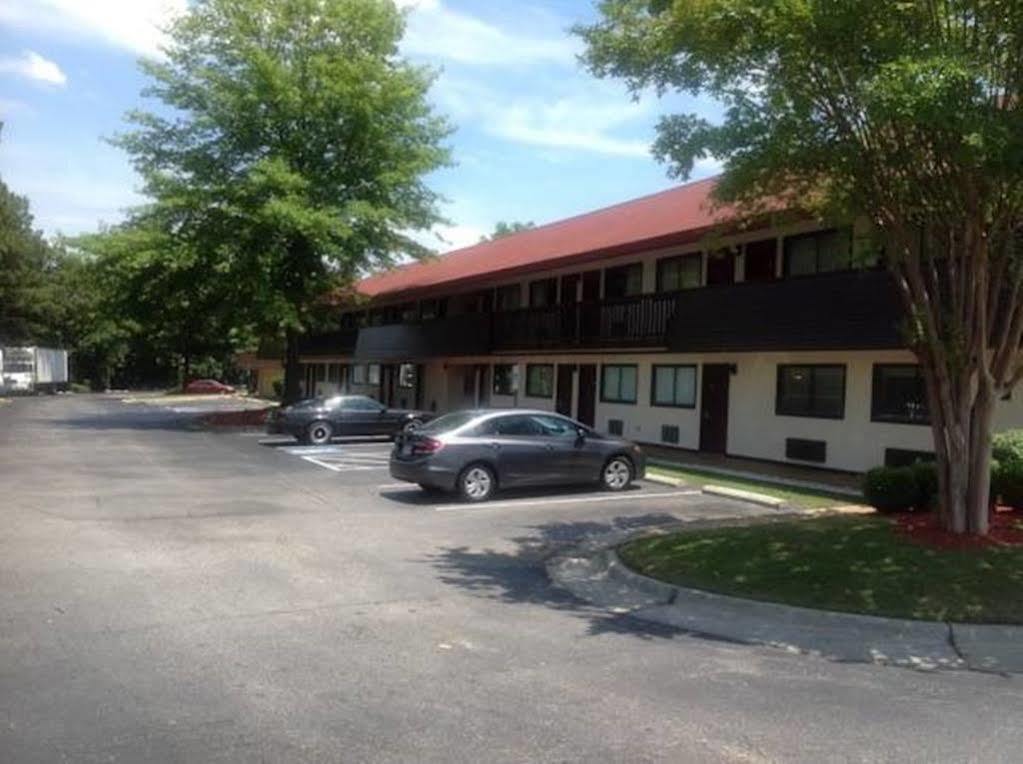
[2,394,1023,762]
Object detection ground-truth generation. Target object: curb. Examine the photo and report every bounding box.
[548,542,1023,674]
[647,458,863,499]
[644,472,687,488]
[702,484,786,508]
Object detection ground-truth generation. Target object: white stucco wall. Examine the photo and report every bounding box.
[403,350,1023,473]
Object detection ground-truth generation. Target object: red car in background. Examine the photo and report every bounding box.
[184,379,236,395]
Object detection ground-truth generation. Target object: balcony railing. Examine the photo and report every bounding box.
[301,270,906,359]
[297,328,359,357]
[491,291,678,351]
[354,314,492,360]
[665,269,903,352]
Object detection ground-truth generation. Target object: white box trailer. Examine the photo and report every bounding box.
[0,347,69,394]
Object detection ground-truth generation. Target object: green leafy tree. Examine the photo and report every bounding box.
[480,221,535,242]
[0,164,51,344]
[115,0,451,400]
[579,0,1023,535]
[71,223,241,385]
[39,246,134,390]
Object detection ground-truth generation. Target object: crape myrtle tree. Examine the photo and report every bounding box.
[579,0,1023,535]
[115,0,451,402]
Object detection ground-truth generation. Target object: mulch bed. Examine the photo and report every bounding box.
[895,509,1023,549]
[198,407,275,428]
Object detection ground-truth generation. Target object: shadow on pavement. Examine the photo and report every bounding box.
[384,482,648,508]
[258,436,392,448]
[425,513,692,640]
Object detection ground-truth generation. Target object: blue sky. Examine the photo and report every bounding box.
[0,0,721,248]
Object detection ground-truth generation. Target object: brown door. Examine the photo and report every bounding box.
[476,365,490,408]
[699,364,731,453]
[743,238,777,282]
[706,250,736,286]
[556,364,575,417]
[380,365,396,407]
[576,364,597,427]
[559,274,580,342]
[580,271,601,341]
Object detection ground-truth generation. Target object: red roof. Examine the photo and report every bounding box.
[359,176,739,300]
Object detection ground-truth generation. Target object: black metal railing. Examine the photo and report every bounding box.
[297,327,359,356]
[491,291,678,350]
[301,270,907,358]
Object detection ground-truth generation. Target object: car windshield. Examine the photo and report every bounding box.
[418,411,478,434]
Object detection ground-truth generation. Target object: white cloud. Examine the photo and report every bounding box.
[0,51,67,86]
[409,221,488,252]
[0,97,36,117]
[432,74,657,159]
[0,0,186,58]
[0,137,143,236]
[399,0,579,67]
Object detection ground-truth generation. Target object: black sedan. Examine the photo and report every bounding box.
[268,395,433,444]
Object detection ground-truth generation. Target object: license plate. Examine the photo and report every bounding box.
[402,443,413,456]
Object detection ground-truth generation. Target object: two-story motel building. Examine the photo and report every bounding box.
[286,177,1023,474]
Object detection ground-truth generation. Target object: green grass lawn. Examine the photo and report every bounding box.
[618,515,1023,624]
[647,464,858,508]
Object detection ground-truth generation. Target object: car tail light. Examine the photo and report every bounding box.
[411,437,444,455]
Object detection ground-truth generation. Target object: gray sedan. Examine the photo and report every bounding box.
[389,409,646,502]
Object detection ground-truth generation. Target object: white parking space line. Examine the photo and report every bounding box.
[302,456,344,472]
[268,442,394,473]
[433,489,701,512]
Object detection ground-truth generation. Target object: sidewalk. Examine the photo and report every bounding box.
[643,444,863,497]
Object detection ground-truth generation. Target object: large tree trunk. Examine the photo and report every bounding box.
[894,219,1019,537]
[926,378,993,535]
[282,328,302,404]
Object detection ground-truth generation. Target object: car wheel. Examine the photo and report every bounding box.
[458,463,496,503]
[602,456,633,492]
[305,420,334,446]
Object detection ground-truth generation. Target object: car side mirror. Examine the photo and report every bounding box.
[576,427,587,444]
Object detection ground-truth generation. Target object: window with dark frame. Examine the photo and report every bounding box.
[871,364,929,424]
[776,364,846,419]
[352,364,367,385]
[656,253,702,292]
[367,364,381,386]
[525,364,554,398]
[783,229,852,277]
[419,298,447,320]
[604,263,643,299]
[601,364,638,404]
[651,365,697,408]
[528,278,558,307]
[398,364,417,389]
[495,284,522,311]
[492,364,516,395]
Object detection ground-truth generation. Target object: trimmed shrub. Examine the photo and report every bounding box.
[911,461,938,511]
[862,466,920,513]
[993,459,1023,509]
[993,430,1023,467]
